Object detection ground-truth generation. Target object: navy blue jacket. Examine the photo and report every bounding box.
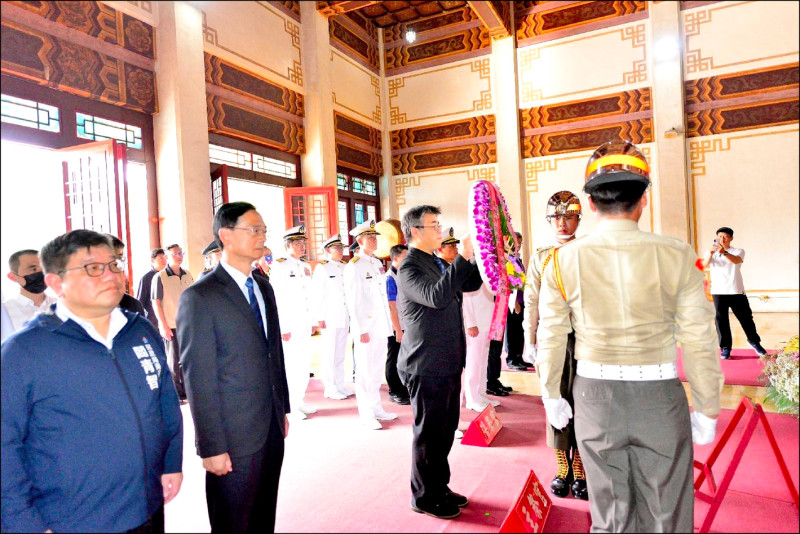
[1,307,183,532]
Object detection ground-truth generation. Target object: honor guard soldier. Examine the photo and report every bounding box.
[270,224,316,419]
[312,234,353,400]
[343,220,397,429]
[536,141,723,531]
[523,191,587,500]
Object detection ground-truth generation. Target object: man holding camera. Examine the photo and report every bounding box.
[703,227,767,359]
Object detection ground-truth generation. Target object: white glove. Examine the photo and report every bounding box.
[691,411,717,445]
[523,345,537,365]
[542,397,573,430]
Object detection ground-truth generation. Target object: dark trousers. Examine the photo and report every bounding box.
[547,332,577,451]
[126,506,164,533]
[164,329,186,400]
[487,339,503,385]
[712,294,761,349]
[505,306,525,364]
[574,377,693,532]
[386,334,408,398]
[206,415,285,533]
[399,371,461,506]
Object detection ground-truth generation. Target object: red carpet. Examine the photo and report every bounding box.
[269,380,798,533]
[677,348,767,387]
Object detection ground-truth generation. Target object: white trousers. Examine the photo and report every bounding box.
[463,331,490,407]
[320,325,348,392]
[353,332,386,419]
[282,328,312,410]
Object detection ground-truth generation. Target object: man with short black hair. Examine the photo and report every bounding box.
[177,202,289,533]
[396,205,482,519]
[386,244,409,405]
[4,249,56,334]
[152,244,194,402]
[107,234,146,316]
[2,229,182,532]
[137,248,167,327]
[537,141,723,531]
[702,226,767,358]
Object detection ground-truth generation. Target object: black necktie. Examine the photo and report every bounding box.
[245,277,267,341]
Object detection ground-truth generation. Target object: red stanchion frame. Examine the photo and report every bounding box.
[693,397,799,533]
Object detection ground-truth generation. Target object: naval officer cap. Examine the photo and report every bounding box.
[283,224,307,241]
[202,240,221,256]
[440,227,460,246]
[349,219,380,238]
[322,234,344,248]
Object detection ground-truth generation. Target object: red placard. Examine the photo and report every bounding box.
[499,470,552,533]
[462,404,503,447]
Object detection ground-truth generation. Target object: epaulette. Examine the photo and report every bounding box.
[340,259,347,264]
[276,258,287,263]
[319,260,328,264]
[349,256,360,263]
[536,246,554,253]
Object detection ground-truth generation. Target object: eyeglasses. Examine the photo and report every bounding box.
[414,224,442,231]
[546,215,579,221]
[60,259,126,277]
[229,226,269,237]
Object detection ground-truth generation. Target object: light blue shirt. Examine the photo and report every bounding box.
[220,259,268,340]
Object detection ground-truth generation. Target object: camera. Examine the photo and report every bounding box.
[712,238,717,246]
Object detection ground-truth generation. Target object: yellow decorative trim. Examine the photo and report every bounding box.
[394,175,421,207]
[394,164,497,205]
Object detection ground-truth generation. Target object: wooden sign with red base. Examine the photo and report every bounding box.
[462,404,503,446]
[499,470,552,533]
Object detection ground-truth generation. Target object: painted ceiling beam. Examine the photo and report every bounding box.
[316,1,380,18]
[467,1,512,39]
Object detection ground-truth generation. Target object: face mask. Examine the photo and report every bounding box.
[264,254,273,264]
[21,271,47,294]
[556,233,574,240]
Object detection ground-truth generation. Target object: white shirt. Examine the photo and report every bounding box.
[3,292,57,333]
[708,246,745,295]
[220,259,268,340]
[55,301,128,350]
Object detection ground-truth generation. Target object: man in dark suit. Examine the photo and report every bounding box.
[396,205,483,520]
[177,202,290,533]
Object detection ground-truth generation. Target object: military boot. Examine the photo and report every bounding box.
[570,448,588,500]
[550,449,572,498]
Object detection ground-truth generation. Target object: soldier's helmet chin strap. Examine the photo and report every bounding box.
[556,233,574,240]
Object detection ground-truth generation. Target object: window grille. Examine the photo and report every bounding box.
[209,143,296,179]
[76,112,142,149]
[1,94,60,132]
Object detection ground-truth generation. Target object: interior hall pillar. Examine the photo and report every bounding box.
[491,32,529,260]
[379,28,397,220]
[650,1,691,242]
[300,2,337,189]
[153,0,212,277]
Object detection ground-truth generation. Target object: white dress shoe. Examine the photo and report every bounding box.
[361,417,383,430]
[466,402,490,413]
[374,410,398,421]
[324,390,347,400]
[298,404,318,415]
[291,411,307,420]
[455,429,464,439]
[337,387,354,397]
[480,395,500,407]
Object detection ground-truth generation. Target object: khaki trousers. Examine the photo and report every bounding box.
[573,376,694,533]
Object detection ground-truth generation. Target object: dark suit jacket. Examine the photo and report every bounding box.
[176,264,290,459]
[396,248,482,377]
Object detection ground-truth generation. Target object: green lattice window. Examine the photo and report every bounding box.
[76,112,142,149]
[1,94,60,133]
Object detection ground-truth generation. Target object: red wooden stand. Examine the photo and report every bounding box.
[693,397,799,533]
[499,470,552,533]
[462,404,503,447]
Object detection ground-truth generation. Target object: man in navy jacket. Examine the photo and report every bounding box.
[1,230,183,532]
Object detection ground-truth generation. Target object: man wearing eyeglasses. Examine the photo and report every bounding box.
[151,243,194,403]
[1,230,183,532]
[270,225,317,420]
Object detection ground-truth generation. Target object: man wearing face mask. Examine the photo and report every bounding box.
[4,249,57,334]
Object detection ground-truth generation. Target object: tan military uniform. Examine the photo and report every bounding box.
[522,245,556,346]
[537,218,724,532]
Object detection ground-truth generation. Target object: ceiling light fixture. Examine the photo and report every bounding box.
[405,29,416,44]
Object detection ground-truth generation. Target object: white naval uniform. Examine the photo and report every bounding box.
[343,252,393,420]
[461,282,495,409]
[270,255,314,412]
[311,259,350,395]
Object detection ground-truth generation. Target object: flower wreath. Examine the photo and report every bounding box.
[469,180,525,341]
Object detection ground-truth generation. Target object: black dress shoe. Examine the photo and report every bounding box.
[411,500,461,519]
[390,394,411,405]
[520,361,534,368]
[550,473,573,498]
[571,478,588,500]
[507,362,528,371]
[444,488,469,508]
[498,382,513,392]
[486,386,509,397]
